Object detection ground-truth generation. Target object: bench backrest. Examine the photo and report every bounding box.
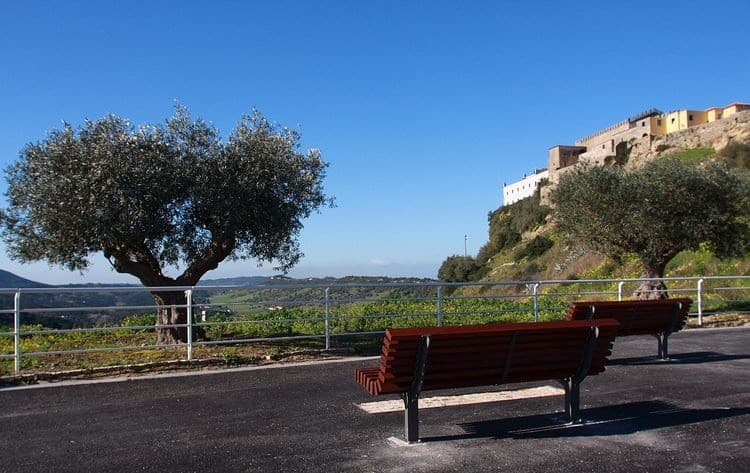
[363,319,619,396]
[567,298,692,336]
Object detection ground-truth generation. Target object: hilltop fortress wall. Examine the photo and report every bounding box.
[536,103,750,205]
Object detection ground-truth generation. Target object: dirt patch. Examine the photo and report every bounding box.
[0,346,356,387]
[687,312,750,328]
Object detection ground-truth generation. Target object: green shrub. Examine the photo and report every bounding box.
[438,255,480,282]
[120,314,155,328]
[718,142,750,170]
[476,188,550,266]
[513,235,554,261]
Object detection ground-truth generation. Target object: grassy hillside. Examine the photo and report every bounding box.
[462,144,750,295]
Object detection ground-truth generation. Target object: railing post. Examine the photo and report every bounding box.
[533,283,540,322]
[325,287,331,350]
[697,278,704,326]
[185,290,193,361]
[618,281,624,301]
[14,291,21,374]
[436,286,443,327]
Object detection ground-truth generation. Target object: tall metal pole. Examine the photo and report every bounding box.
[14,291,21,374]
[325,287,331,350]
[185,289,193,361]
[436,286,443,327]
[464,234,467,258]
[697,278,704,326]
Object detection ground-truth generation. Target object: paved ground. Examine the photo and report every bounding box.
[1,327,748,473]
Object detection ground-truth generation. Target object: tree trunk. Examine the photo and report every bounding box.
[152,291,205,344]
[632,263,669,300]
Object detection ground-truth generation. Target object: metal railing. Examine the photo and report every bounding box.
[1,275,748,374]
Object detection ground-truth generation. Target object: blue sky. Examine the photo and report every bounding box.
[0,1,748,285]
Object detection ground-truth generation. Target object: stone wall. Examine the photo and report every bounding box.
[626,110,750,168]
[540,110,750,206]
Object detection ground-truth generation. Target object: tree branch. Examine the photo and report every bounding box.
[105,244,174,287]
[176,235,237,286]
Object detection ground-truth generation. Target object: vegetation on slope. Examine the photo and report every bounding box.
[443,143,750,294]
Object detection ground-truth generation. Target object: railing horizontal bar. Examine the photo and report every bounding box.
[330,330,385,337]
[194,334,326,346]
[444,294,524,301]
[13,325,157,336]
[216,300,325,308]
[20,304,171,314]
[1,274,749,296]
[331,312,436,321]
[195,317,327,327]
[18,344,176,357]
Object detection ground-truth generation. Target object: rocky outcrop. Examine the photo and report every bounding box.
[627,110,750,168]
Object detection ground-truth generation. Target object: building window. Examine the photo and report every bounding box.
[657,119,662,126]
[642,121,646,127]
[671,118,675,124]
[602,144,605,149]
[689,114,693,121]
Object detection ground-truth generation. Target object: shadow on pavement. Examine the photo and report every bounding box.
[608,351,750,366]
[424,400,750,442]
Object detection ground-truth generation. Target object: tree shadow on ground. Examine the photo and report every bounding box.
[423,400,750,442]
[608,351,750,366]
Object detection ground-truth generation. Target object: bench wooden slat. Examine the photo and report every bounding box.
[355,319,619,397]
[566,298,692,359]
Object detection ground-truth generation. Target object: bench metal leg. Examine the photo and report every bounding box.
[655,333,670,360]
[403,393,420,443]
[655,303,680,360]
[561,378,582,423]
[401,334,431,443]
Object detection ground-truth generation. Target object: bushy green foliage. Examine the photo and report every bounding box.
[553,157,750,284]
[476,189,550,265]
[718,142,750,170]
[0,106,333,343]
[1,106,332,281]
[513,235,554,261]
[120,314,156,328]
[438,255,480,282]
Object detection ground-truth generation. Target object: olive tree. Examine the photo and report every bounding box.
[1,106,332,343]
[553,157,750,299]
[438,255,479,282]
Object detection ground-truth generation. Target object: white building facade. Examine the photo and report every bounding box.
[503,169,549,206]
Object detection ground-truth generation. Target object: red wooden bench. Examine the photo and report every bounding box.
[354,319,620,443]
[567,298,692,360]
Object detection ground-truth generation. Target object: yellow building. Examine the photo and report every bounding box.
[663,109,708,133]
[705,102,750,123]
[706,107,723,122]
[722,102,750,117]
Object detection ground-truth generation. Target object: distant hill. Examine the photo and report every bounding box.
[0,269,50,288]
[199,276,269,287]
[0,270,438,328]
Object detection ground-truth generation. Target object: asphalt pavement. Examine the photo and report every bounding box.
[1,326,748,472]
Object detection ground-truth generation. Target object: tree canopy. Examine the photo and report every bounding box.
[552,157,750,298]
[438,255,479,282]
[1,106,332,342]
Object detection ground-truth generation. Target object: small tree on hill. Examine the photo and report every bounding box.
[1,106,332,343]
[553,158,750,299]
[438,255,479,282]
